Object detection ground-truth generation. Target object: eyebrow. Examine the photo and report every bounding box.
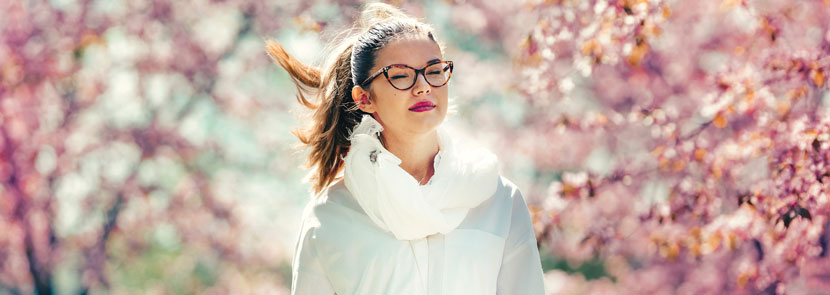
[392,59,442,67]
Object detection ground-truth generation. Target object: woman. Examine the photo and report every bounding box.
[267,3,545,294]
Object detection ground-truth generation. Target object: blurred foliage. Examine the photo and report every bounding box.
[0,0,528,294]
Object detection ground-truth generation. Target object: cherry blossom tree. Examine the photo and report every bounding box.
[0,0,340,293]
[510,0,830,293]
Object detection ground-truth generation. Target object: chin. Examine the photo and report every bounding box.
[407,112,445,133]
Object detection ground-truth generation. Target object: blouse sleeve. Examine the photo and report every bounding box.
[291,207,336,295]
[496,187,546,295]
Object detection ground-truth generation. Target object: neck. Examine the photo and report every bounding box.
[381,130,440,185]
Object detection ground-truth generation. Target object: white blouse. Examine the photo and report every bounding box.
[290,176,546,294]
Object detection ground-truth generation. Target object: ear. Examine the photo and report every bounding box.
[351,86,376,113]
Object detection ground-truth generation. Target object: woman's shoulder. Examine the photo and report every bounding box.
[495,176,532,219]
[303,179,359,212]
[297,179,396,249]
[498,175,521,192]
[492,175,524,204]
[445,174,524,240]
[487,175,530,218]
[298,179,371,232]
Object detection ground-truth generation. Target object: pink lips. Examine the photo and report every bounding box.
[409,101,436,112]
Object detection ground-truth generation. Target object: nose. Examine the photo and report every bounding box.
[413,74,432,96]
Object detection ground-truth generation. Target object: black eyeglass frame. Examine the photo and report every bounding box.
[359,60,454,90]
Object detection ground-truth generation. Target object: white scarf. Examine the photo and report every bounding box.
[343,115,499,241]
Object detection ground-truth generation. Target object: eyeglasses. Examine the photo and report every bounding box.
[359,60,454,90]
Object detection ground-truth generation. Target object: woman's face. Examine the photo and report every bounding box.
[354,37,449,138]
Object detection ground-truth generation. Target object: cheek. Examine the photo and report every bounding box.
[373,89,404,110]
[436,88,449,104]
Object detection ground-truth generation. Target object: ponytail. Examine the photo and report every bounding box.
[266,2,439,195]
[264,42,321,109]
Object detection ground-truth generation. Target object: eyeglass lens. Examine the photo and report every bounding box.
[387,63,451,90]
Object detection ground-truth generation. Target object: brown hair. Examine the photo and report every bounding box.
[266,3,438,194]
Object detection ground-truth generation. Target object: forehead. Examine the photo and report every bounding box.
[373,37,442,70]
